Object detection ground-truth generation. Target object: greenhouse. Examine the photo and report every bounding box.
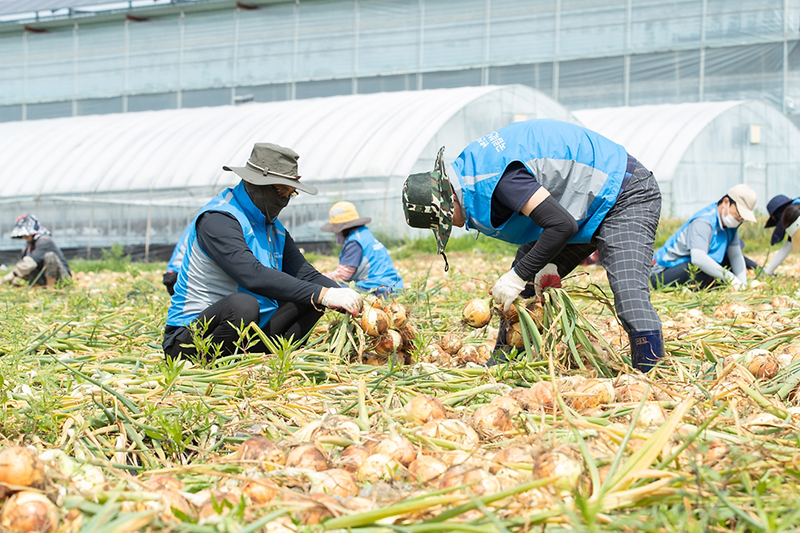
[574,100,800,218]
[0,84,576,261]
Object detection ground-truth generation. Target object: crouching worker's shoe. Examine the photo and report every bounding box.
[629,330,665,373]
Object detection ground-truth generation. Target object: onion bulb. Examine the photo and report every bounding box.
[146,475,185,492]
[455,345,481,365]
[490,445,535,473]
[360,308,389,337]
[462,299,492,328]
[489,395,521,416]
[356,454,401,482]
[398,323,419,351]
[419,419,480,449]
[160,490,194,522]
[421,344,449,365]
[470,404,514,439]
[509,384,554,411]
[242,479,277,504]
[439,465,502,496]
[635,402,668,428]
[198,491,241,524]
[408,456,447,483]
[502,305,519,324]
[567,379,614,412]
[366,434,416,466]
[375,330,403,356]
[507,322,525,348]
[383,302,408,329]
[337,445,371,473]
[0,491,58,533]
[747,352,781,380]
[404,395,447,424]
[285,443,328,471]
[309,469,359,498]
[0,447,45,489]
[613,381,654,403]
[297,494,337,525]
[439,333,462,355]
[524,301,545,326]
[236,437,285,469]
[532,451,582,491]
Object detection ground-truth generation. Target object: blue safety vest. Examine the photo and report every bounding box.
[167,182,286,329]
[653,202,737,269]
[344,226,403,293]
[452,119,627,245]
[167,224,192,273]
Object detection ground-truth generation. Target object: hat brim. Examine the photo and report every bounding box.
[223,165,318,195]
[321,217,371,233]
[738,206,757,224]
[765,198,792,227]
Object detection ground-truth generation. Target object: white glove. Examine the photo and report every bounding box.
[534,263,562,301]
[2,271,15,284]
[321,288,363,316]
[729,276,746,291]
[491,269,526,312]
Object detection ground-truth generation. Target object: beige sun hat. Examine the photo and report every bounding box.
[726,183,757,223]
[320,201,371,233]
[223,142,317,195]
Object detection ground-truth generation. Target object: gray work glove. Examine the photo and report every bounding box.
[321,288,363,316]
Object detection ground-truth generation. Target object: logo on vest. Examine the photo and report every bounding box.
[477,131,506,152]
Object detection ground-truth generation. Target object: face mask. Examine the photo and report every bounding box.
[244,181,290,221]
[722,205,742,229]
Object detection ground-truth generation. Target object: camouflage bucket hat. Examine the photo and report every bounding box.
[402,147,454,270]
[11,213,50,239]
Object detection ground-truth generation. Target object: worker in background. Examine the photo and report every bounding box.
[651,184,757,290]
[2,214,71,288]
[403,119,664,373]
[763,194,800,276]
[164,143,363,360]
[321,201,403,296]
[163,224,191,295]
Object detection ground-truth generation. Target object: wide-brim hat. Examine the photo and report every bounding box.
[402,147,454,263]
[765,194,791,228]
[223,142,318,195]
[321,201,371,233]
[726,183,757,223]
[11,213,50,239]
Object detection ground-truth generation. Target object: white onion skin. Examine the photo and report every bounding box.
[383,302,408,329]
[404,395,447,424]
[285,443,328,471]
[361,308,389,337]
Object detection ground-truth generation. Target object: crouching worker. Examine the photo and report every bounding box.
[3,214,71,288]
[321,201,404,296]
[163,143,363,360]
[403,119,664,372]
[763,194,800,276]
[651,184,757,290]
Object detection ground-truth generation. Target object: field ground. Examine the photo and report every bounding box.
[1,246,800,532]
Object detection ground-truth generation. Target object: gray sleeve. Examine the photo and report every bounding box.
[690,248,730,280]
[686,218,713,252]
[764,241,793,275]
[726,242,747,282]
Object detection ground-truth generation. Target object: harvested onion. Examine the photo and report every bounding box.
[236,437,285,469]
[337,445,371,473]
[0,447,45,489]
[532,451,582,491]
[309,468,359,498]
[408,455,447,483]
[356,454,400,482]
[747,351,780,380]
[367,434,416,466]
[439,333,463,355]
[462,298,492,328]
[375,330,403,356]
[0,491,58,533]
[568,378,614,411]
[470,404,514,438]
[360,308,389,337]
[383,302,408,329]
[285,443,328,471]
[242,479,277,504]
[404,395,447,424]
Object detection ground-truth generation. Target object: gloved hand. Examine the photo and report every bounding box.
[2,271,15,284]
[534,263,562,301]
[491,269,526,312]
[729,276,746,291]
[321,288,363,316]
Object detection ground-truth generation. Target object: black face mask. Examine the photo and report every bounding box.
[244,181,290,222]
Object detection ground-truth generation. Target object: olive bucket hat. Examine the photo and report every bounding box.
[223,142,318,195]
[402,147,454,271]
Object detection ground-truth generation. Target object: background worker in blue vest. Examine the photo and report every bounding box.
[650,184,757,289]
[403,119,664,372]
[763,194,800,276]
[162,224,191,295]
[321,201,404,296]
[163,143,363,360]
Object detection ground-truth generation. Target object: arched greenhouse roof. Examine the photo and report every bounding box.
[574,101,800,218]
[0,84,573,200]
[0,84,576,254]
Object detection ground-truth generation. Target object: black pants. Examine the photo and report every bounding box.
[163,292,324,359]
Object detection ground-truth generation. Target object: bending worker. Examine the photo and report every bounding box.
[403,119,664,372]
[3,214,71,288]
[651,184,757,289]
[163,224,191,295]
[763,194,800,276]
[164,143,363,359]
[321,201,403,296]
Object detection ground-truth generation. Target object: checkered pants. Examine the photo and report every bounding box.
[514,162,662,334]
